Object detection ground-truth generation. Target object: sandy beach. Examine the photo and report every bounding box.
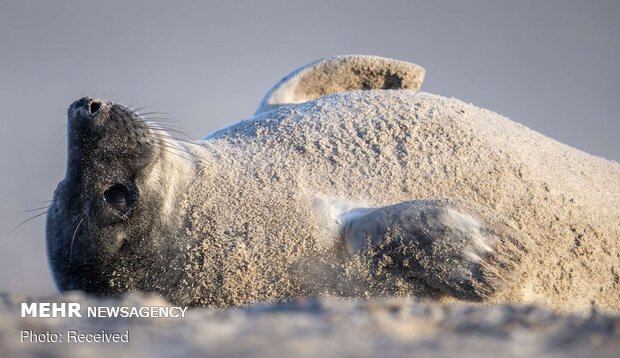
[1,292,619,357]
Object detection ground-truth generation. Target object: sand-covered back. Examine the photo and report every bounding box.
[161,90,620,311]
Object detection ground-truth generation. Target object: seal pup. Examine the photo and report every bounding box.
[47,56,620,311]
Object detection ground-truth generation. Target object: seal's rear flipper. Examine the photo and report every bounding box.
[255,55,425,115]
[342,199,533,301]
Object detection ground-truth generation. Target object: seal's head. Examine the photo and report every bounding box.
[46,97,193,295]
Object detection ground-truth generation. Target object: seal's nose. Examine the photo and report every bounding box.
[69,97,104,116]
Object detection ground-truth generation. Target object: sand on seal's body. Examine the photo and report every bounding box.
[181,84,619,311]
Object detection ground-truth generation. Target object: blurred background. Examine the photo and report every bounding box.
[0,0,618,294]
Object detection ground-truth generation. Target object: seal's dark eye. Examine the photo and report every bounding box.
[95,182,137,225]
[104,184,128,207]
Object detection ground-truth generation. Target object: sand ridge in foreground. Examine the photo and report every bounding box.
[1,292,618,357]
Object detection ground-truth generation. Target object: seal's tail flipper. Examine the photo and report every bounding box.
[255,55,425,115]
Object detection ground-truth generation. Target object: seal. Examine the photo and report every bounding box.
[47,55,620,311]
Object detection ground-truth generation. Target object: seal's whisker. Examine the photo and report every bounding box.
[151,131,201,146]
[157,139,191,152]
[145,121,188,131]
[153,139,200,174]
[145,121,187,129]
[142,117,182,129]
[143,119,190,133]
[149,127,193,140]
[54,124,67,134]
[159,150,193,166]
[142,116,180,123]
[157,144,193,159]
[10,210,49,233]
[157,152,197,176]
[147,128,192,140]
[160,146,202,165]
[57,133,67,146]
[68,215,85,265]
[86,216,95,247]
[134,107,167,112]
[144,120,188,132]
[131,106,155,113]
[18,206,51,214]
[125,102,153,113]
[146,130,194,152]
[166,143,199,159]
[166,136,203,148]
[158,145,196,163]
[137,111,174,118]
[153,137,194,159]
[157,134,191,150]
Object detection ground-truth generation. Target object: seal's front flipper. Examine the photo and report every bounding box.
[255,55,425,114]
[342,199,532,301]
